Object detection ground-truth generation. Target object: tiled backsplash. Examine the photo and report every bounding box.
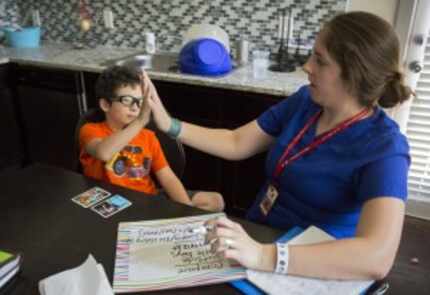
[1,0,346,53]
[0,1,19,28]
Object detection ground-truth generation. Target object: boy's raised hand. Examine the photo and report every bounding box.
[141,71,172,133]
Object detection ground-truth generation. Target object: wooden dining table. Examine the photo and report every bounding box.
[0,164,428,294]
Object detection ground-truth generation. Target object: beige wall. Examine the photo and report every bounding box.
[346,0,399,24]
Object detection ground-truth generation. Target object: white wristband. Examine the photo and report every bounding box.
[275,243,289,274]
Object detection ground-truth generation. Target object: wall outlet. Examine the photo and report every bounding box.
[103,8,114,29]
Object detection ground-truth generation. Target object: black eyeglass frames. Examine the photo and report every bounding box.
[111,95,144,108]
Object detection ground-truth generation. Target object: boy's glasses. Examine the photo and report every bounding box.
[111,95,144,108]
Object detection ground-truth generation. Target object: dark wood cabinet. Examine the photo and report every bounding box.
[0,64,24,173]
[152,81,224,195]
[13,65,82,170]
[152,80,280,217]
[220,88,279,216]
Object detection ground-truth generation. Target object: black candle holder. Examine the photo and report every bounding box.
[269,8,296,73]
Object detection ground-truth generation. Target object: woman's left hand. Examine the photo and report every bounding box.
[206,217,266,270]
[141,70,172,133]
[138,72,152,126]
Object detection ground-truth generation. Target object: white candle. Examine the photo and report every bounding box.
[278,14,283,39]
[283,15,288,39]
[289,13,294,40]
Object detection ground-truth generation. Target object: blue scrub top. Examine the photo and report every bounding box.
[247,86,410,238]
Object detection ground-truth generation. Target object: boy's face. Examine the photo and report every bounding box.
[101,83,145,128]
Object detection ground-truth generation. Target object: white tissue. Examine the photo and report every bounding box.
[39,254,113,295]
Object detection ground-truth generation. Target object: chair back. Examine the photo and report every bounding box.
[73,108,186,179]
[73,108,104,172]
[146,120,186,179]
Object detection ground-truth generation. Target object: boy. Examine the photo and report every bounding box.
[79,66,224,212]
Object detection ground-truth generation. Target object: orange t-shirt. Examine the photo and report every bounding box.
[79,122,168,195]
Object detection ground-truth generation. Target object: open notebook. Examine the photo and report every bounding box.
[113,213,246,293]
[241,226,374,295]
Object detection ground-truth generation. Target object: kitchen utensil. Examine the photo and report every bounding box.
[179,38,232,76]
[269,8,295,73]
[183,24,230,53]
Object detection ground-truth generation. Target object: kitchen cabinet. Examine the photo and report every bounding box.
[84,72,280,217]
[153,81,224,197]
[152,81,281,217]
[222,90,278,216]
[13,65,82,170]
[0,64,25,173]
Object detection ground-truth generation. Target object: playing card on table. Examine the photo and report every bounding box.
[91,195,132,218]
[71,187,111,208]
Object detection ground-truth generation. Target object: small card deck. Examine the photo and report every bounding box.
[71,187,111,208]
[91,195,132,218]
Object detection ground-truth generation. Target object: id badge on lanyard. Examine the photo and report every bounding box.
[260,182,279,216]
[259,108,369,217]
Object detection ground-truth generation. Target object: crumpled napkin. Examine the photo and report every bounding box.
[39,254,113,295]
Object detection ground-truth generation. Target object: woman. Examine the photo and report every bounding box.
[144,11,412,280]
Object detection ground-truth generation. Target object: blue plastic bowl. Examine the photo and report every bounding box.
[4,26,41,48]
[179,38,232,76]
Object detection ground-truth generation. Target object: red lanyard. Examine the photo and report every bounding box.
[273,108,370,180]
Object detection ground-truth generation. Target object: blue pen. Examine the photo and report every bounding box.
[369,282,389,295]
[230,280,265,295]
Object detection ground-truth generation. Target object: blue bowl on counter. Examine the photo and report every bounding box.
[179,38,232,76]
[3,26,41,48]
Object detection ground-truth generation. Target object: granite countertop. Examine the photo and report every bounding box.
[0,43,308,97]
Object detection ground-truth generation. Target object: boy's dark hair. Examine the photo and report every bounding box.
[95,66,141,101]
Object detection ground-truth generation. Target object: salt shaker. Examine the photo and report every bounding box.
[236,39,249,65]
[144,32,156,54]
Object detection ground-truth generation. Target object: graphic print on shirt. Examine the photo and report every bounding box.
[105,145,152,179]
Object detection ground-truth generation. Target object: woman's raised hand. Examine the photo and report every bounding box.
[141,71,172,133]
[205,217,267,270]
[138,72,152,127]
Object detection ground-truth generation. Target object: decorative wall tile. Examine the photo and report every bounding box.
[0,0,20,27]
[1,0,346,54]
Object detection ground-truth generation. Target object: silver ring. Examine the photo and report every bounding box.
[225,238,234,249]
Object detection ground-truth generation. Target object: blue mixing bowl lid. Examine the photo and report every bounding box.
[194,38,226,66]
[179,38,232,76]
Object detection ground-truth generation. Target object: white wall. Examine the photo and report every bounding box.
[346,0,399,24]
